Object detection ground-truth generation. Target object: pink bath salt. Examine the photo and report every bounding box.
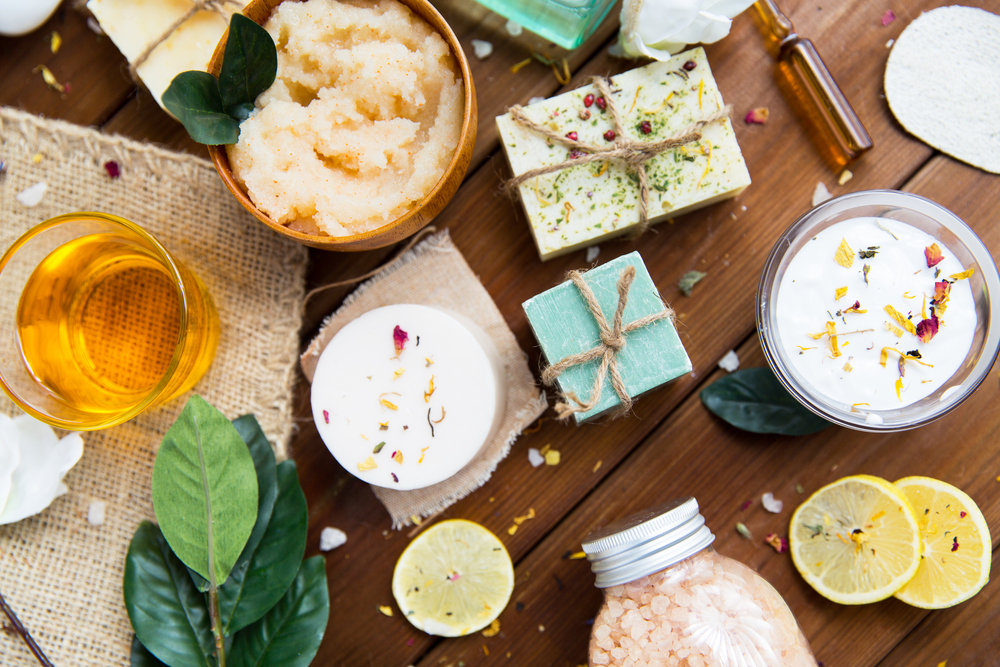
[608,599,624,619]
[610,647,628,661]
[639,605,654,620]
[597,636,616,651]
[593,651,610,665]
[595,624,612,642]
[629,621,647,642]
[650,595,671,615]
[608,585,626,597]
[666,606,688,623]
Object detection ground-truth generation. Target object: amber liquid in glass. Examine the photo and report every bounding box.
[16,234,201,419]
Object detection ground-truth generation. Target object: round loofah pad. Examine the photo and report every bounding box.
[884,5,1000,174]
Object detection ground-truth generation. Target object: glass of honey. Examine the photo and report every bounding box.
[0,212,220,430]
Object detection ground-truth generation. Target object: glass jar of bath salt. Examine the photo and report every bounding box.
[582,498,816,667]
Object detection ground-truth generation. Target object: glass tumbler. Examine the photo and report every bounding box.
[0,212,220,430]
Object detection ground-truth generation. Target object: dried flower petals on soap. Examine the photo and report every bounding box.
[744,107,769,124]
[393,325,409,355]
[925,243,945,267]
[835,238,855,268]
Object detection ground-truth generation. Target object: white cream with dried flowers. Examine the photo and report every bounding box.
[775,218,975,410]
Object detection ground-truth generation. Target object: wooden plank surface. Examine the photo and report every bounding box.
[2,1,999,666]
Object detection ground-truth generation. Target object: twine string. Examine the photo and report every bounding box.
[540,265,675,420]
[128,0,232,81]
[504,76,732,237]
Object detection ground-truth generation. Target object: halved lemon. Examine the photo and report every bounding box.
[789,475,922,604]
[892,476,992,609]
[392,519,514,637]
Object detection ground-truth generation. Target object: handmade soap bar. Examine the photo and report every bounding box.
[310,305,507,490]
[523,252,691,423]
[497,48,751,261]
[88,0,251,110]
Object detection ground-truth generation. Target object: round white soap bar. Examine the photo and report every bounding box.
[311,305,507,490]
[775,217,976,411]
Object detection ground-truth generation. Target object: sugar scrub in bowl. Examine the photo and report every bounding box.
[208,0,476,250]
[582,498,816,667]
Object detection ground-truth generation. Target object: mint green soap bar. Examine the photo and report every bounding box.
[522,252,692,423]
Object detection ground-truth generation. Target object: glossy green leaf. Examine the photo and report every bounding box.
[220,459,307,635]
[219,14,277,120]
[152,395,258,586]
[700,367,832,436]
[162,71,240,145]
[228,557,330,667]
[131,636,168,667]
[189,415,279,594]
[123,522,215,667]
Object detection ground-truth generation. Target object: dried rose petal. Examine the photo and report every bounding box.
[881,9,896,26]
[740,500,752,511]
[104,160,120,179]
[393,325,409,355]
[744,107,769,125]
[915,314,939,343]
[565,131,578,141]
[322,409,329,424]
[603,129,616,142]
[765,533,789,553]
[960,511,967,519]
[924,243,944,267]
[583,93,594,108]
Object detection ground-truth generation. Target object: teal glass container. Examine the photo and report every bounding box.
[473,0,617,49]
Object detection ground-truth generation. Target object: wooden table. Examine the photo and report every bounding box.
[3,1,999,665]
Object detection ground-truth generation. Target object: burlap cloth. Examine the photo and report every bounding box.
[301,230,547,529]
[0,107,307,666]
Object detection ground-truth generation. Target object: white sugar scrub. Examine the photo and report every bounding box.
[310,305,507,490]
[775,217,976,411]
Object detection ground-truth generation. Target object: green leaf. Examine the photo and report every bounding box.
[124,522,215,667]
[228,557,330,667]
[152,395,258,586]
[220,459,308,636]
[162,71,240,145]
[700,367,832,436]
[189,414,279,594]
[131,636,168,667]
[219,13,277,120]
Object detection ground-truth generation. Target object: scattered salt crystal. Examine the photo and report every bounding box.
[16,181,47,207]
[762,492,783,513]
[319,527,347,551]
[528,96,547,106]
[471,39,493,60]
[528,448,544,467]
[505,20,523,36]
[812,181,832,207]
[838,169,853,185]
[865,412,884,425]
[886,38,895,48]
[586,246,600,262]
[87,500,106,526]
[717,350,739,372]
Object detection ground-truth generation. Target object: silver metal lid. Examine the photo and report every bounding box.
[581,498,715,588]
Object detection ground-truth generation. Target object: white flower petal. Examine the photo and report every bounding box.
[0,415,84,524]
[717,349,740,372]
[704,0,757,19]
[619,0,753,60]
[631,0,703,45]
[471,39,493,60]
[0,414,21,515]
[528,448,544,468]
[16,181,47,207]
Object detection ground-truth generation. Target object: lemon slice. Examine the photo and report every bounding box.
[892,476,992,609]
[789,474,922,604]
[392,519,514,637]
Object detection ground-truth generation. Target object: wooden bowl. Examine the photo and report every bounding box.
[206,0,477,251]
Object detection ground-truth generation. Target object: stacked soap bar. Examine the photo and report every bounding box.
[88,0,251,110]
[497,48,751,261]
[523,252,691,423]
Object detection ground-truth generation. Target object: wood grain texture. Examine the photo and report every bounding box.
[2,1,1000,666]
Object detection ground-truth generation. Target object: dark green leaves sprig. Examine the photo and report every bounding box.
[124,397,327,667]
[700,367,832,436]
[162,14,277,145]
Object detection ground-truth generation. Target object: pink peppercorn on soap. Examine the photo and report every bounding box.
[496,47,751,261]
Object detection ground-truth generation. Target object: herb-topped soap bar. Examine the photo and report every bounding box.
[497,48,751,261]
[523,252,692,423]
[310,305,507,490]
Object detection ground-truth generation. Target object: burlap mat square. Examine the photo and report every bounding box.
[301,230,547,529]
[0,107,307,666]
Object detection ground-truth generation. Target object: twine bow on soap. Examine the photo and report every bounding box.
[541,266,675,420]
[504,76,732,238]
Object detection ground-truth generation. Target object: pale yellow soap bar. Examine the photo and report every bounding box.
[496,48,751,261]
[88,0,250,110]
